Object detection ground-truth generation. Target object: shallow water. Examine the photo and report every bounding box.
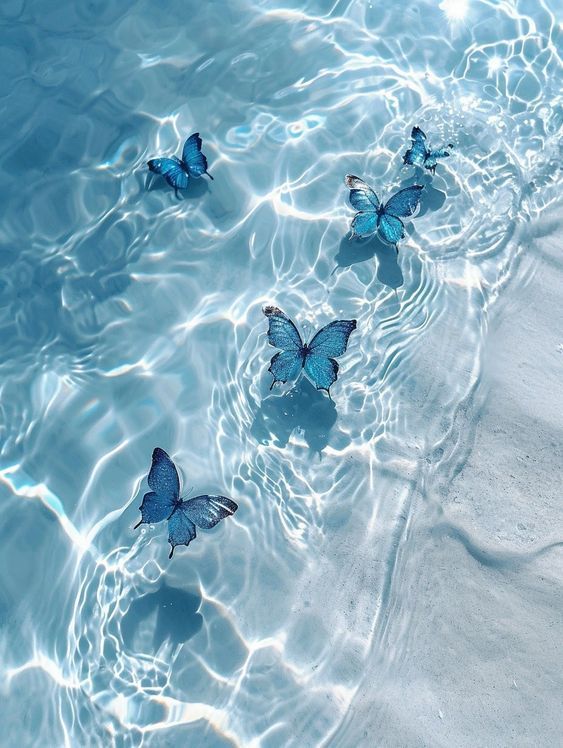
[0,0,561,746]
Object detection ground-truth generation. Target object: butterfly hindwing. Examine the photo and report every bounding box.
[378,214,405,245]
[167,507,197,558]
[147,157,189,190]
[303,354,339,393]
[350,211,378,238]
[269,349,304,387]
[182,132,213,179]
[383,185,424,218]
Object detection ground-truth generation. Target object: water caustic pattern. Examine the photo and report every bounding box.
[0,0,561,745]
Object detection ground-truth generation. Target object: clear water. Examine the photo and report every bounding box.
[0,0,561,746]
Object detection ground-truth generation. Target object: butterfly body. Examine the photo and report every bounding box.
[403,126,453,175]
[264,306,356,395]
[134,448,237,558]
[345,174,424,248]
[147,132,214,194]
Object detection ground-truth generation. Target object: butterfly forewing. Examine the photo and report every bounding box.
[263,307,303,351]
[182,495,238,529]
[308,320,357,357]
[147,448,180,499]
[383,185,424,218]
[182,132,210,178]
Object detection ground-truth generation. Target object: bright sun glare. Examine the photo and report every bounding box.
[439,0,469,20]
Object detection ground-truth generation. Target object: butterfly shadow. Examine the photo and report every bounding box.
[334,233,404,290]
[251,377,337,456]
[121,581,203,653]
[145,173,210,201]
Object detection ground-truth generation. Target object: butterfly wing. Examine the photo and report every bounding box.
[147,157,189,190]
[378,214,405,245]
[182,495,238,529]
[182,132,213,179]
[425,145,453,173]
[304,320,357,393]
[263,306,305,388]
[264,306,303,350]
[268,350,305,387]
[308,320,357,357]
[303,354,339,393]
[383,185,424,218]
[403,126,428,167]
[350,211,378,238]
[345,175,379,238]
[167,506,197,558]
[344,174,380,212]
[135,448,180,527]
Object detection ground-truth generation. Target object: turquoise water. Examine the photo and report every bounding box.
[0,0,561,745]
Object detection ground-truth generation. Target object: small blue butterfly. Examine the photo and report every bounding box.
[264,306,356,396]
[403,126,453,175]
[134,448,238,558]
[345,175,424,248]
[147,132,214,195]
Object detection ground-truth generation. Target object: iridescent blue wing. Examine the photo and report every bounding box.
[403,126,428,168]
[263,306,303,351]
[182,132,213,180]
[304,320,356,393]
[344,174,380,212]
[425,144,453,173]
[378,214,405,245]
[268,350,304,388]
[383,185,424,218]
[182,495,238,529]
[167,506,197,558]
[134,448,180,528]
[344,175,380,238]
[350,211,378,238]
[263,307,305,389]
[308,320,357,357]
[303,355,339,393]
[147,157,189,190]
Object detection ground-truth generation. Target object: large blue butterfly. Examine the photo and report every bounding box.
[134,448,237,558]
[264,306,356,396]
[403,126,453,175]
[345,175,424,248]
[147,133,214,194]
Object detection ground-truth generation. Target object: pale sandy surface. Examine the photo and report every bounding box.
[330,209,563,747]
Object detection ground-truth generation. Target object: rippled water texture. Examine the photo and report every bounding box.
[0,0,562,745]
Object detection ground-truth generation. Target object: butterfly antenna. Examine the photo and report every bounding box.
[206,171,214,181]
[168,546,174,559]
[270,379,275,391]
[133,519,142,530]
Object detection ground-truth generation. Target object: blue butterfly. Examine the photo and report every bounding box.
[345,175,424,248]
[134,448,238,558]
[403,126,453,175]
[264,306,356,396]
[147,132,214,195]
